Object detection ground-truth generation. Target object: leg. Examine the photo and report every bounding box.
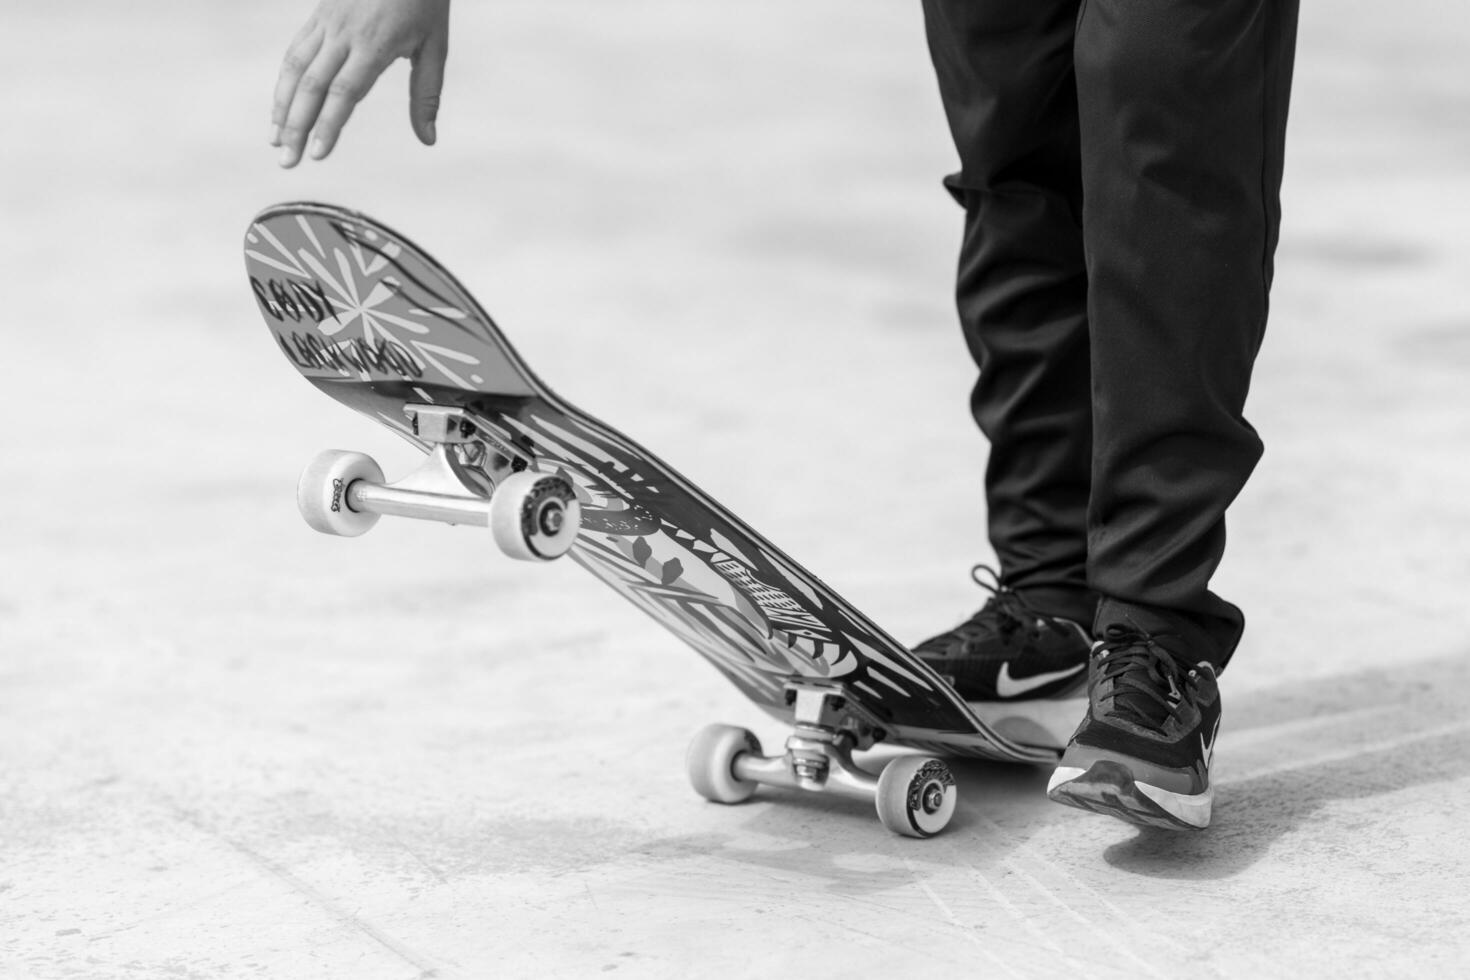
[922,0,1093,619]
[915,1,1093,738]
[1075,0,1301,667]
[1049,0,1300,830]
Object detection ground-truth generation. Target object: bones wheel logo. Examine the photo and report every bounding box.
[907,760,955,813]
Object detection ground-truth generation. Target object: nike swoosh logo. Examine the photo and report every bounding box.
[1200,716,1222,767]
[995,662,1087,698]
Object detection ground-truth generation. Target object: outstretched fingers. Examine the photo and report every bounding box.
[271,23,322,147]
[307,52,386,161]
[268,0,452,166]
[275,43,350,168]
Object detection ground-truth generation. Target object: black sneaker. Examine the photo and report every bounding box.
[1046,623,1221,830]
[915,566,1092,702]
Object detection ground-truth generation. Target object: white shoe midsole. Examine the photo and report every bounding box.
[1048,765,1214,829]
[1047,765,1086,793]
[1137,781,1213,828]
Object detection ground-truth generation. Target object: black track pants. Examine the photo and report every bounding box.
[922,0,1300,665]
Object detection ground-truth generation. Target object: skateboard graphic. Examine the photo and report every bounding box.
[245,202,1058,837]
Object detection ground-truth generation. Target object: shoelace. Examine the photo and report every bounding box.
[945,565,1074,648]
[1093,624,1202,728]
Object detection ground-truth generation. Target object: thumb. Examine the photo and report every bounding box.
[409,36,447,145]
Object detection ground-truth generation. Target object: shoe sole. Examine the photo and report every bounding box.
[1047,761,1211,831]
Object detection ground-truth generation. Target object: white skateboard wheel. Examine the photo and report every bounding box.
[490,470,582,561]
[686,724,761,804]
[297,450,385,537]
[875,755,957,838]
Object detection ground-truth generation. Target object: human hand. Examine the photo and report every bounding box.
[270,0,451,168]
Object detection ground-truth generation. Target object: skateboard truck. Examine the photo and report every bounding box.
[294,404,583,561]
[686,681,958,838]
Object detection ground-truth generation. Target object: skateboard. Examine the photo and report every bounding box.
[244,202,1059,838]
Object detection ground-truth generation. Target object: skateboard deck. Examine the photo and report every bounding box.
[245,202,1057,832]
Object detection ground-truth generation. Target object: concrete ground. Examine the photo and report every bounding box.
[3,1,1468,976]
